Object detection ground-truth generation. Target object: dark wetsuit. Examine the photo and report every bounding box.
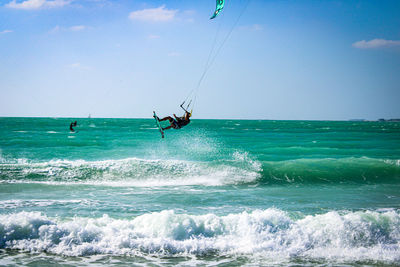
[70,121,77,132]
[173,117,190,129]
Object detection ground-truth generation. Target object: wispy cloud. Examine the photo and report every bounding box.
[181,9,195,23]
[352,38,400,49]
[50,25,88,33]
[67,62,91,70]
[69,25,86,31]
[239,24,263,31]
[6,0,71,10]
[0,30,13,34]
[251,24,263,31]
[49,25,61,33]
[129,5,178,22]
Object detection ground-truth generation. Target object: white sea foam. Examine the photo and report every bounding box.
[0,153,261,187]
[0,209,399,263]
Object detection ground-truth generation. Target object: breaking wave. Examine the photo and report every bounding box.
[0,152,261,186]
[0,209,399,264]
[1,154,399,186]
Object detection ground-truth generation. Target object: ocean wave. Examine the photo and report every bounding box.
[261,157,400,184]
[1,155,399,186]
[0,152,261,186]
[0,209,399,264]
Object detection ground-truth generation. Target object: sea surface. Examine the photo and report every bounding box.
[0,117,399,266]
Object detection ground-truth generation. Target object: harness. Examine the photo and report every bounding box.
[174,118,190,129]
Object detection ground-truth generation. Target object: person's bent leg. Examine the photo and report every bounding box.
[162,126,173,131]
[159,116,173,122]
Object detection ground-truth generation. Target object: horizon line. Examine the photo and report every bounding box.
[0,116,396,122]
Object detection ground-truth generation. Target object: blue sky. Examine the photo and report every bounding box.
[0,0,399,120]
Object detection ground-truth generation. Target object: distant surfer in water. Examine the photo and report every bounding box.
[157,111,191,131]
[70,121,77,132]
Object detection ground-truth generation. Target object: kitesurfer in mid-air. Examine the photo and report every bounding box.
[70,121,77,132]
[157,111,191,131]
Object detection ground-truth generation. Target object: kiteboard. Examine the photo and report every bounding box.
[153,111,164,138]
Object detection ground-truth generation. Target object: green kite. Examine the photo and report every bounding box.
[210,0,225,19]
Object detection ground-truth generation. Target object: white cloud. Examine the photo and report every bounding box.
[129,5,177,22]
[251,24,263,31]
[181,9,195,23]
[69,25,86,31]
[67,62,91,70]
[0,30,13,34]
[69,63,80,68]
[238,24,263,31]
[6,0,71,10]
[49,25,61,33]
[352,38,400,49]
[50,25,88,33]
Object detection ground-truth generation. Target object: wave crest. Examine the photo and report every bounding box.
[2,155,399,186]
[0,152,261,186]
[0,209,399,263]
[262,157,400,184]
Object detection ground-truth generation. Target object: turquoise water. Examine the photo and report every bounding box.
[1,117,400,266]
